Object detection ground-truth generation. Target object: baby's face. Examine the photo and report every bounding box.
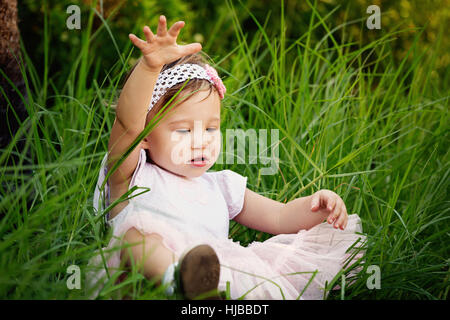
[143,88,221,178]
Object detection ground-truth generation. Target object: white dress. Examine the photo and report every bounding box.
[86,149,366,300]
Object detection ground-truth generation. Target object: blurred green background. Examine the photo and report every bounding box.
[18,0,449,90]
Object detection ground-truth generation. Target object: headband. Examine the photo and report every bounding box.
[148,63,226,112]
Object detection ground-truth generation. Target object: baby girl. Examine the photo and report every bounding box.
[88,15,365,300]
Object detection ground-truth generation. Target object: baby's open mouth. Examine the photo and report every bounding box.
[189,156,208,166]
[191,156,207,162]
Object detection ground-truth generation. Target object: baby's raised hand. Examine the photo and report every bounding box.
[310,189,349,230]
[129,15,202,71]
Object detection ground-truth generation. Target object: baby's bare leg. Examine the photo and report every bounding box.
[120,227,177,283]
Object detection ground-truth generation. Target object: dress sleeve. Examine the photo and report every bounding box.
[215,170,248,220]
[129,148,148,187]
[92,148,148,224]
[92,152,110,223]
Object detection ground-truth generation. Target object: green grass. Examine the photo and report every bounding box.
[0,1,448,299]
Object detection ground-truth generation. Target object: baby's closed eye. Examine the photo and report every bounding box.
[175,128,217,133]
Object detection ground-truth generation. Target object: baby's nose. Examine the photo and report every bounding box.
[191,130,210,149]
[191,120,209,148]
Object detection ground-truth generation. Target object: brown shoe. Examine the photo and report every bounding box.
[177,244,221,300]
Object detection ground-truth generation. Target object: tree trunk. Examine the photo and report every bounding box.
[0,0,28,149]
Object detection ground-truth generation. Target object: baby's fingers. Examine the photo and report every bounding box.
[143,26,155,43]
[129,34,147,50]
[334,206,348,230]
[178,42,202,56]
[168,21,185,38]
[157,15,167,37]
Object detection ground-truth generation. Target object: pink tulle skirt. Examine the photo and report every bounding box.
[86,206,366,300]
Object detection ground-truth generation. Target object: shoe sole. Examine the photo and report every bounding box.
[179,244,221,300]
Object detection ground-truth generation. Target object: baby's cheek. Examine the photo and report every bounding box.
[210,140,222,162]
[213,133,222,153]
[169,140,191,165]
[200,147,213,163]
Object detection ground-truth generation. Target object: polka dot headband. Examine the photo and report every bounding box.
[148,63,226,112]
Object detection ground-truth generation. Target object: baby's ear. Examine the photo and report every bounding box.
[140,136,150,148]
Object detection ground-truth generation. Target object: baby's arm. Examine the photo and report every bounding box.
[107,16,201,217]
[234,188,349,235]
[107,60,160,189]
[233,188,284,235]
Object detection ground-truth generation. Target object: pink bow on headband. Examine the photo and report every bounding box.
[204,64,226,99]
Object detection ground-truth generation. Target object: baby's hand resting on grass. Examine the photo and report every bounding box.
[129,15,202,71]
[310,189,348,230]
